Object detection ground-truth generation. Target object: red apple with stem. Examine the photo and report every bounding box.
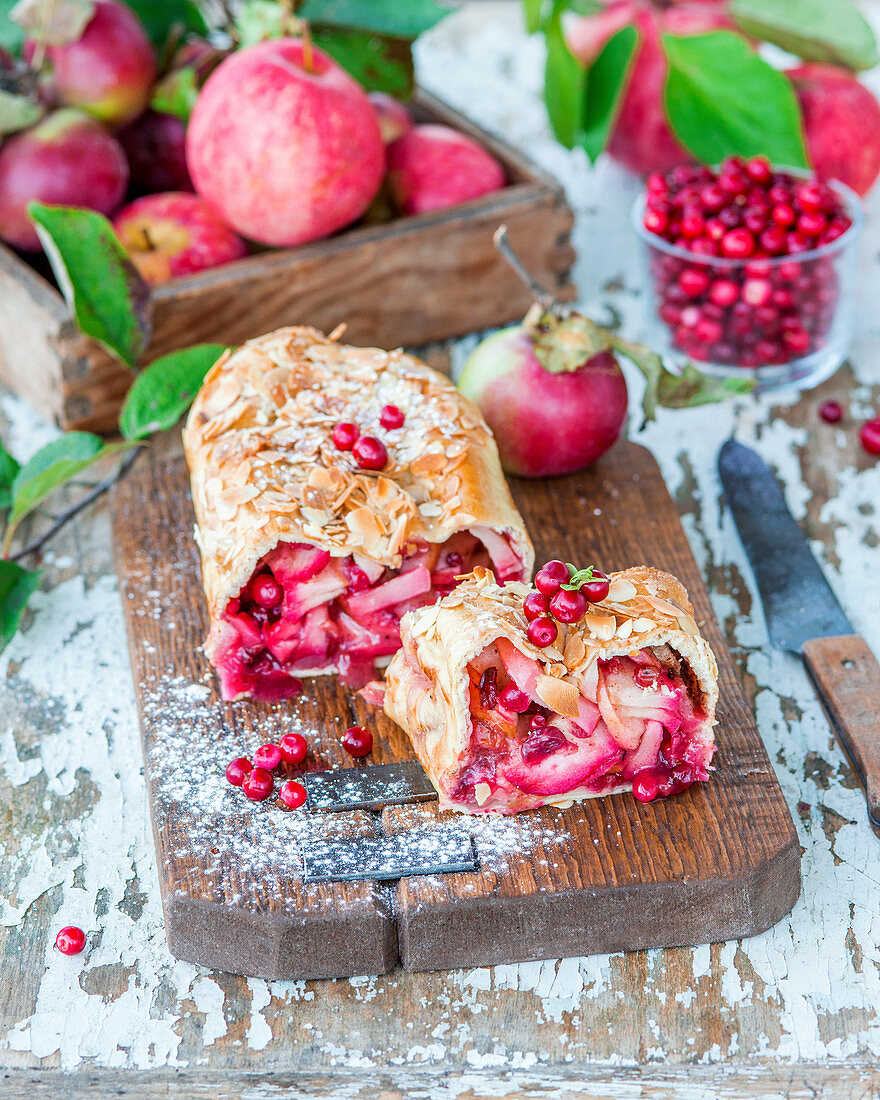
[387,124,506,215]
[186,38,384,247]
[0,108,128,250]
[26,0,156,126]
[113,192,248,285]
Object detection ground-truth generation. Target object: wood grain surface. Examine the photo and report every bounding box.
[803,633,880,829]
[111,439,800,979]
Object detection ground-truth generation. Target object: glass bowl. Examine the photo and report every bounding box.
[632,175,864,391]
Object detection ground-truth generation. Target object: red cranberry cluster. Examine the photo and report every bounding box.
[331,404,405,471]
[225,725,374,806]
[523,560,610,648]
[816,401,880,456]
[643,157,853,369]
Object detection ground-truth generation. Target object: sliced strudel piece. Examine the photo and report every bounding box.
[183,326,534,700]
[383,566,718,814]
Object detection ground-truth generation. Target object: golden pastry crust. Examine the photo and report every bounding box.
[183,326,534,666]
[384,566,718,809]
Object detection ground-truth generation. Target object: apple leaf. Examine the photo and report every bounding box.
[731,0,878,73]
[150,66,198,121]
[0,445,21,512]
[581,24,637,163]
[0,560,41,655]
[543,10,585,149]
[8,432,132,530]
[124,0,207,50]
[28,204,152,370]
[608,333,754,425]
[0,88,42,136]
[663,32,808,168]
[522,0,546,34]
[299,0,449,40]
[120,344,228,441]
[0,0,26,53]
[234,0,291,46]
[313,28,412,97]
[10,0,94,46]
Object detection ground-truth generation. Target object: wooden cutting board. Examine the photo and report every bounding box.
[112,439,800,980]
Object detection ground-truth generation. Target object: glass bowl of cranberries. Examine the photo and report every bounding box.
[634,156,863,390]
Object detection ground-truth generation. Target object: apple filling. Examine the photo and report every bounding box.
[213,528,523,700]
[446,638,713,813]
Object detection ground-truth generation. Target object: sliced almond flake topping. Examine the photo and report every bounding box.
[632,617,656,633]
[418,502,443,518]
[563,633,586,666]
[616,618,634,639]
[474,782,492,807]
[585,612,616,641]
[677,612,699,636]
[642,595,682,620]
[607,579,638,603]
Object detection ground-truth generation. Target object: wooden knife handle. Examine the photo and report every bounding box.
[802,634,880,826]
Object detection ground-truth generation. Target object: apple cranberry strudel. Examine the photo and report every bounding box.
[183,326,534,701]
[383,566,718,814]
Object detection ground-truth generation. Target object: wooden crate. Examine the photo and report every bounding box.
[0,90,575,434]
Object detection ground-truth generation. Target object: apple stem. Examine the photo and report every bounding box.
[140,226,156,252]
[300,21,315,73]
[493,225,563,316]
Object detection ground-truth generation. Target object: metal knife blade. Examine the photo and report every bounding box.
[717,438,851,652]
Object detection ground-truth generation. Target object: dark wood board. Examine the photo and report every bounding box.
[111,440,800,979]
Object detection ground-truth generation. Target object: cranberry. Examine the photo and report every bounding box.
[250,573,282,610]
[745,156,771,183]
[499,683,530,712]
[632,769,661,803]
[741,278,772,307]
[342,725,373,757]
[718,205,743,229]
[279,732,308,765]
[643,208,669,235]
[526,616,558,648]
[797,211,826,238]
[704,216,725,241]
[782,327,811,355]
[279,779,307,809]
[352,435,387,470]
[694,317,722,345]
[225,757,253,786]
[860,418,880,456]
[242,767,274,801]
[720,228,754,259]
[709,279,738,307]
[549,587,588,624]
[680,209,705,238]
[771,202,796,227]
[529,713,547,730]
[332,422,359,451]
[760,226,786,253]
[379,404,405,429]
[582,571,610,603]
[678,267,709,298]
[796,180,825,212]
[523,591,550,621]
[646,171,667,195]
[698,182,725,211]
[534,560,571,596]
[253,743,282,771]
[521,726,570,765]
[55,926,86,955]
[743,206,768,234]
[819,400,843,424]
[479,667,499,709]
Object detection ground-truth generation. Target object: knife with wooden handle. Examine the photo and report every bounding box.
[718,439,880,832]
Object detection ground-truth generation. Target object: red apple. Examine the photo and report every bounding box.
[368,92,413,145]
[118,110,193,194]
[0,108,128,251]
[27,0,156,126]
[788,64,880,197]
[112,192,248,284]
[458,314,628,477]
[186,38,384,247]
[386,124,505,215]
[567,1,732,174]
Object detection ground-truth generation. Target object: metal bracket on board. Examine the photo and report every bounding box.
[302,827,477,884]
[303,761,438,813]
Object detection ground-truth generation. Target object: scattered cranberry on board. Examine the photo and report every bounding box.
[279,779,307,809]
[55,926,86,955]
[342,726,373,758]
[242,767,274,801]
[279,732,308,765]
[819,401,843,424]
[860,418,880,456]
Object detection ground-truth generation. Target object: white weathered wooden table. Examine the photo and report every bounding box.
[2,4,880,1097]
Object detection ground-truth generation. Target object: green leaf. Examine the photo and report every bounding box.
[581,24,637,163]
[608,334,754,425]
[663,32,808,168]
[124,0,207,51]
[299,0,449,39]
[543,10,585,149]
[0,88,42,136]
[732,0,878,73]
[313,28,412,96]
[10,0,94,46]
[0,445,21,512]
[150,66,198,121]
[522,0,545,34]
[28,204,152,370]
[9,432,130,527]
[0,560,41,655]
[0,0,26,53]
[120,344,228,441]
[234,0,288,46]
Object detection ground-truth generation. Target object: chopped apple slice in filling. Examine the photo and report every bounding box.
[446,642,712,812]
[213,533,523,700]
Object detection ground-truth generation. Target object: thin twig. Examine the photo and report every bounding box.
[9,447,142,563]
[492,225,560,314]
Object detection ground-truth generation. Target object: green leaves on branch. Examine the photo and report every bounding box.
[314,28,412,97]
[151,65,199,122]
[0,561,41,653]
[298,0,449,40]
[543,10,585,149]
[731,0,878,73]
[28,204,151,370]
[120,344,227,441]
[0,447,20,512]
[124,0,207,51]
[663,32,808,168]
[581,26,636,162]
